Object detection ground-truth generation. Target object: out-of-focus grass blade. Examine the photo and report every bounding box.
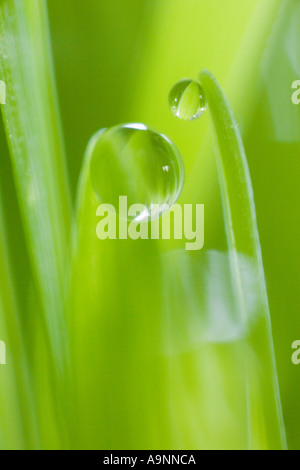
[0,190,39,449]
[0,0,71,370]
[69,120,284,449]
[199,69,287,449]
[68,139,167,448]
[245,0,300,449]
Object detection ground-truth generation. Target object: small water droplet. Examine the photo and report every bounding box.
[90,123,184,222]
[168,79,207,121]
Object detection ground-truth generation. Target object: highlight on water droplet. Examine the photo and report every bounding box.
[168,79,207,121]
[89,123,184,222]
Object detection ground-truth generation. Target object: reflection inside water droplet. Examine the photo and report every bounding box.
[168,79,207,121]
[89,123,185,222]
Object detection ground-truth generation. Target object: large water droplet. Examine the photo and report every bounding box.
[168,79,207,121]
[90,123,184,222]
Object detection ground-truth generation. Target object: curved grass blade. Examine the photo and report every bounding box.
[199,69,287,449]
[68,130,264,450]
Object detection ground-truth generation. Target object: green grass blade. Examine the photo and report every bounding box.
[69,124,284,450]
[0,0,71,370]
[0,190,40,449]
[199,69,287,449]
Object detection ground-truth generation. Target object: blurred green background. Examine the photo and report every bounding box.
[0,0,299,449]
[47,0,300,449]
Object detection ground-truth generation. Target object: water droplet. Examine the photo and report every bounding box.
[89,123,184,222]
[168,79,207,121]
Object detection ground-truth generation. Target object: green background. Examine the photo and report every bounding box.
[0,0,299,450]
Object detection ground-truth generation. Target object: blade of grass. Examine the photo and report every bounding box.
[0,189,39,449]
[0,0,71,372]
[68,138,168,448]
[199,69,287,449]
[69,129,271,450]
